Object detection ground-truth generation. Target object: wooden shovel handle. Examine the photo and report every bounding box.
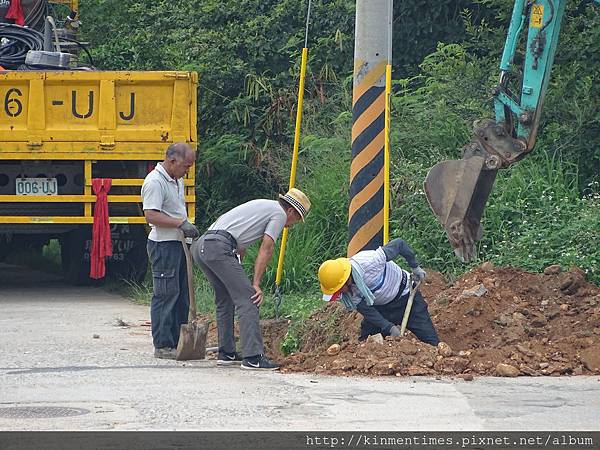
[399,279,421,336]
[180,234,197,322]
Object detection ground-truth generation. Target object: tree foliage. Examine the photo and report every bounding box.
[82,0,481,222]
[82,0,600,288]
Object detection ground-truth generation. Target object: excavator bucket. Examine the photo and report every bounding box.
[424,156,497,262]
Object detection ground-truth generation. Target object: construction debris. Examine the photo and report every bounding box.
[270,265,600,378]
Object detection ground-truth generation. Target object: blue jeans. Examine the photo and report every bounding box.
[147,240,189,349]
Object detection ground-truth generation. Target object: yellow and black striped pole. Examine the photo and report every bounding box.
[348,0,392,256]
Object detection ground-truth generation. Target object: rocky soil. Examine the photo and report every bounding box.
[263,264,600,378]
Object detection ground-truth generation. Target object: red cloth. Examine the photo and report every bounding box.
[90,178,113,279]
[6,0,25,26]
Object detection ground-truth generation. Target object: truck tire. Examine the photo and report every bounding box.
[59,225,95,286]
[106,224,148,283]
[60,224,148,285]
[0,243,8,262]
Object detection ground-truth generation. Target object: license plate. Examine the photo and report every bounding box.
[16,178,58,196]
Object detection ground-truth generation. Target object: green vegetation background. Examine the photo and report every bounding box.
[82,0,600,348]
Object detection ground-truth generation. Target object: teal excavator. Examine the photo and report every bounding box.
[424,0,599,262]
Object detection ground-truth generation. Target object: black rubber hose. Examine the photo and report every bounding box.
[0,24,44,69]
[59,36,95,68]
[23,0,48,31]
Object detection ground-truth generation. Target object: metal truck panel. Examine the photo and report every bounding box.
[0,71,197,225]
[0,71,197,156]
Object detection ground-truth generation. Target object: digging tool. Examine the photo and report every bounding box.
[422,0,579,262]
[399,280,421,337]
[176,234,209,361]
[424,153,497,263]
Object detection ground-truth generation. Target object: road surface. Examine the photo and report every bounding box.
[1,263,599,431]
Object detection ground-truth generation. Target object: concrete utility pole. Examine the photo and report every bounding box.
[348,0,392,256]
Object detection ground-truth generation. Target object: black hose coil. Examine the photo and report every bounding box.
[0,23,44,69]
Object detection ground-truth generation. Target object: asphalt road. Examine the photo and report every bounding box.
[1,263,599,431]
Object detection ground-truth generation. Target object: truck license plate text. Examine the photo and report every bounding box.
[16,178,58,196]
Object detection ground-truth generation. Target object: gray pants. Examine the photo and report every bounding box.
[192,235,263,358]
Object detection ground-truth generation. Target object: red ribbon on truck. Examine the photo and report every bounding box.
[90,178,113,279]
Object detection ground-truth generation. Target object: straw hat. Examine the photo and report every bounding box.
[279,188,311,221]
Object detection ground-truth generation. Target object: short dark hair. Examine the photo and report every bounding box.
[165,142,191,160]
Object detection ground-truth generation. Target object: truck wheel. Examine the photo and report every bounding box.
[0,243,8,262]
[60,225,95,286]
[105,224,148,283]
[60,224,148,285]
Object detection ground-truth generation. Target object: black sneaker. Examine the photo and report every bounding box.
[240,354,280,371]
[154,347,176,360]
[217,351,243,366]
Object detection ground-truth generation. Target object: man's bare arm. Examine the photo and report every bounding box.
[251,234,275,306]
[144,210,185,228]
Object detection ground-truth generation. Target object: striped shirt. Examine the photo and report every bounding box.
[348,247,410,307]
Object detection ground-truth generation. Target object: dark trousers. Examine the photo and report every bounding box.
[359,290,440,346]
[147,240,189,349]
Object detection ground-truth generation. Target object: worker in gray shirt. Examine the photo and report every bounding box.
[318,238,439,345]
[192,188,311,370]
[141,142,200,359]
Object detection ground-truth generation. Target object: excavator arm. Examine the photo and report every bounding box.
[424,0,595,262]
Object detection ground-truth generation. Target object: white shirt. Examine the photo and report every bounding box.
[349,248,410,307]
[141,163,187,242]
[208,199,287,250]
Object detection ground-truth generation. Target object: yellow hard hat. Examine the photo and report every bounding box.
[318,258,351,299]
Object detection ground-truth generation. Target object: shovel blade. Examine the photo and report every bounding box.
[176,320,209,361]
[424,156,497,262]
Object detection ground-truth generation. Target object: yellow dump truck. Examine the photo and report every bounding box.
[0,2,197,284]
[0,0,198,284]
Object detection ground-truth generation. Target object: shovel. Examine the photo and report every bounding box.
[399,279,422,337]
[176,234,209,361]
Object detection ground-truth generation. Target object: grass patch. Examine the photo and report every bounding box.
[281,302,349,355]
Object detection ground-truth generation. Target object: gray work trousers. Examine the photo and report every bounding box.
[191,234,263,358]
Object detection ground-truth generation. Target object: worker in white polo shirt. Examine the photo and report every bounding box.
[318,238,439,345]
[141,142,200,359]
[192,189,311,370]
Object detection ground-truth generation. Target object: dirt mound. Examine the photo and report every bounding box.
[276,264,600,377]
[204,317,289,361]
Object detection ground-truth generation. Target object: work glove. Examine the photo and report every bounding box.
[412,266,426,282]
[179,220,200,239]
[389,325,402,337]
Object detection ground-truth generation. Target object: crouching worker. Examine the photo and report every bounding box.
[318,238,439,345]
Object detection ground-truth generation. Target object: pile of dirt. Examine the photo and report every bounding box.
[204,318,290,361]
[273,264,600,378]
